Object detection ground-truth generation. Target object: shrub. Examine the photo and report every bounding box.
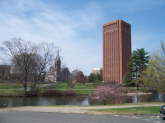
[89,84,124,105]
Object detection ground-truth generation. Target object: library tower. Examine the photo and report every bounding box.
[103,20,131,83]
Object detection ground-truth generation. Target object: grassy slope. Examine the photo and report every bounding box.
[0,89,24,96]
[42,83,98,95]
[0,83,22,89]
[0,82,98,96]
[0,82,150,96]
[93,106,161,115]
[0,83,24,96]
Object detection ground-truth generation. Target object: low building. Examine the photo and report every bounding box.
[60,67,71,82]
[0,65,11,80]
[92,68,102,75]
[71,69,85,83]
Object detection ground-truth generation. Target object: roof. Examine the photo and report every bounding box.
[103,19,131,27]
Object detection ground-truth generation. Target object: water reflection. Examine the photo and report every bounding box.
[129,93,165,103]
[0,93,165,107]
[132,95,140,103]
[0,96,90,107]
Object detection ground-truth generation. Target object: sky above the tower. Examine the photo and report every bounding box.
[0,0,164,75]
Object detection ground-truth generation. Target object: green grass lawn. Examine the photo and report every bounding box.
[123,87,149,93]
[0,82,98,96]
[42,82,98,95]
[0,89,24,96]
[0,83,22,89]
[0,83,24,96]
[53,83,98,90]
[93,106,161,115]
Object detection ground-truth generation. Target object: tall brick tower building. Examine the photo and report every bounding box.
[103,20,131,83]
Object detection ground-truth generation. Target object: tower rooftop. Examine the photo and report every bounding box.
[103,19,131,27]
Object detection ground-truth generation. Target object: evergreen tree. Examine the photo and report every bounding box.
[123,58,135,86]
[124,48,150,87]
[88,73,102,83]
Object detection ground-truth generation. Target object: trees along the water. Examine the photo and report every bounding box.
[142,42,165,93]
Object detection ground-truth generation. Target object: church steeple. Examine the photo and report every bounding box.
[54,50,61,81]
[55,50,61,67]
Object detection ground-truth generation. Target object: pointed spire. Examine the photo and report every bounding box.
[54,49,61,67]
[57,49,60,58]
[55,49,60,62]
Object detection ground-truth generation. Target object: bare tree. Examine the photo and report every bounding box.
[1,38,58,95]
[35,42,58,82]
[2,38,37,94]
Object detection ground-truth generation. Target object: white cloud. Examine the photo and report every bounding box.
[0,0,103,75]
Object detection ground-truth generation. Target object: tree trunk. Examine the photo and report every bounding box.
[23,74,28,95]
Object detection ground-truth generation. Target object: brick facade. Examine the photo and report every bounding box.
[103,20,131,83]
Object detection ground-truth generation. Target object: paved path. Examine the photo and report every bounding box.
[0,112,163,123]
[0,103,164,114]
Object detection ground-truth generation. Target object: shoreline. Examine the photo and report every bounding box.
[0,102,164,115]
[0,92,152,97]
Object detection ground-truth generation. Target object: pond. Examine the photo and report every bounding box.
[0,96,89,107]
[0,93,165,107]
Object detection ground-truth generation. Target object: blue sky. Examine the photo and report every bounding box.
[0,0,164,75]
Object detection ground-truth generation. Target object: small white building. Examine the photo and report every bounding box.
[92,68,102,75]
